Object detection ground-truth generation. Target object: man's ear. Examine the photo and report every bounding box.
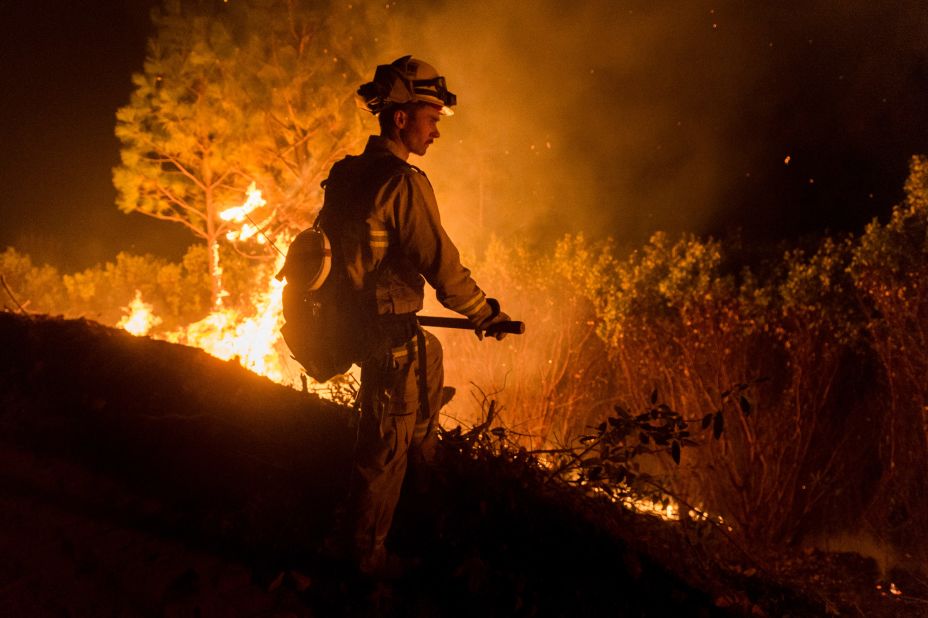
[393,108,409,130]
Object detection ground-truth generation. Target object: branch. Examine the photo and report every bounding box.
[1,275,28,314]
[139,140,208,192]
[140,209,206,238]
[154,184,207,221]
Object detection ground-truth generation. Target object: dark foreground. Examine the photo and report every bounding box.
[0,312,921,616]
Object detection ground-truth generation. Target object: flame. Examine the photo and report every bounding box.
[115,186,357,399]
[116,182,303,387]
[117,290,162,336]
[116,247,311,389]
[221,183,272,245]
[164,247,294,383]
[220,181,266,223]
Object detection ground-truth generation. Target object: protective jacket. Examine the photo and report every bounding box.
[319,135,478,574]
[318,136,493,332]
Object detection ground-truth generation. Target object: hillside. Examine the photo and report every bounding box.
[0,312,919,616]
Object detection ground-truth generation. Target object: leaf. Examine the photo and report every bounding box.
[614,405,631,419]
[701,413,714,429]
[650,387,658,404]
[581,457,602,468]
[638,432,650,445]
[739,395,752,417]
[671,441,681,464]
[490,427,506,437]
[713,411,724,440]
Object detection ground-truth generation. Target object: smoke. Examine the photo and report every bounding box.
[370,0,928,251]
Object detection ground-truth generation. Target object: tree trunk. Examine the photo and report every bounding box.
[203,157,223,309]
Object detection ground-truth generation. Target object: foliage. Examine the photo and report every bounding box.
[453,176,925,555]
[848,155,928,557]
[1,245,213,331]
[553,398,695,499]
[435,237,613,448]
[0,248,67,314]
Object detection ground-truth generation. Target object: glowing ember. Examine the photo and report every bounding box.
[622,496,679,520]
[117,290,162,336]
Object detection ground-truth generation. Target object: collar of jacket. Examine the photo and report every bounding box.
[366,135,409,161]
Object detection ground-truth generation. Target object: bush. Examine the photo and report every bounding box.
[849,155,928,561]
[435,238,614,449]
[1,245,214,331]
[0,248,67,314]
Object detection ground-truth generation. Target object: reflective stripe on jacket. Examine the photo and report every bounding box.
[318,136,493,325]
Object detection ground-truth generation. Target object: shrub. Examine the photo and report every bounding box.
[849,155,928,560]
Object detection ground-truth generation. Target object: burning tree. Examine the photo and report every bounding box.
[113,0,382,307]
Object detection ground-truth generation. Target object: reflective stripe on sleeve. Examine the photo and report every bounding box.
[450,291,488,319]
[369,229,390,249]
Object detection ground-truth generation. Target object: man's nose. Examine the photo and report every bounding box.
[432,127,440,139]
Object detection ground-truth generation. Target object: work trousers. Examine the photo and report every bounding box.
[347,328,443,571]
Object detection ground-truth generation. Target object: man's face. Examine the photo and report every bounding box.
[398,104,441,157]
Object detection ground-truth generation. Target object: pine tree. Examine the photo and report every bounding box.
[114,0,381,306]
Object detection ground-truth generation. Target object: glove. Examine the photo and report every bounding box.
[475,298,510,341]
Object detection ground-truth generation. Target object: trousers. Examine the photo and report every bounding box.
[346,327,444,570]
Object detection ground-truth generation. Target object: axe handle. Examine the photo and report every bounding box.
[417,315,525,334]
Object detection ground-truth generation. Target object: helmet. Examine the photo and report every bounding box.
[357,55,457,116]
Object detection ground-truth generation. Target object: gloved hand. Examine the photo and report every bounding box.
[475,298,510,341]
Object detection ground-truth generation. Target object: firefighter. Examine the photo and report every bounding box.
[318,55,510,577]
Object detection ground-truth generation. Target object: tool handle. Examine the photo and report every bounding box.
[417,315,525,334]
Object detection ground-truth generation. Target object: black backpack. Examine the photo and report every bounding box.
[277,226,365,382]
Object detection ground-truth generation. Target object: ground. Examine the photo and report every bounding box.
[1,312,925,616]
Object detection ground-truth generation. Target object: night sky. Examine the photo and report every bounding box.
[0,0,184,269]
[1,1,927,270]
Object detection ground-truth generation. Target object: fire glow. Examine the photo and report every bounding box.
[118,186,298,386]
[163,262,290,382]
[221,182,269,245]
[117,290,162,336]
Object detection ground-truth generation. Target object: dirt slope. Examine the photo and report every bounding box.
[0,312,783,616]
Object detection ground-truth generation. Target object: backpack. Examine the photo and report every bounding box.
[277,226,365,382]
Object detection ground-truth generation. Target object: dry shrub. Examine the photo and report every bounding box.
[849,155,928,563]
[433,238,614,450]
[556,231,866,547]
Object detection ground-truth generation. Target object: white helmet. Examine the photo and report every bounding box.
[357,55,457,116]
